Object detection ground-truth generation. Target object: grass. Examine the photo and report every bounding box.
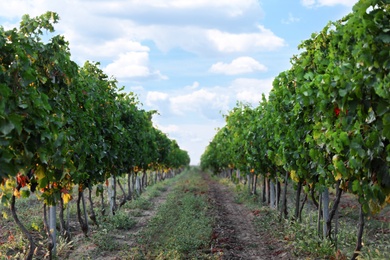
[215,174,390,260]
[125,197,153,210]
[133,167,216,259]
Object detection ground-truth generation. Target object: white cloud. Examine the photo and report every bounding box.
[77,39,149,60]
[301,0,357,7]
[153,121,224,165]
[154,123,180,134]
[0,1,280,58]
[282,13,301,24]
[129,85,144,92]
[145,91,171,116]
[170,88,230,118]
[301,0,316,6]
[146,91,169,106]
[207,25,285,53]
[164,0,253,9]
[209,57,267,75]
[104,52,168,80]
[137,25,211,54]
[185,81,200,90]
[229,78,274,106]
[0,0,49,19]
[120,24,284,56]
[145,78,274,120]
[86,0,258,18]
[145,85,230,121]
[144,77,275,164]
[167,0,256,17]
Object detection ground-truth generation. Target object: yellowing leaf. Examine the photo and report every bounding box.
[334,171,342,181]
[5,179,15,189]
[13,189,21,198]
[31,222,40,231]
[290,170,299,183]
[369,199,382,215]
[62,193,72,204]
[35,165,45,180]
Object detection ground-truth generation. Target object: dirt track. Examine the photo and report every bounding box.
[206,174,291,259]
[66,172,294,259]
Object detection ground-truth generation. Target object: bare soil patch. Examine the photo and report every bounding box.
[205,173,292,260]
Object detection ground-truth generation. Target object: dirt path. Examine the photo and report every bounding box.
[206,174,291,260]
[67,186,172,259]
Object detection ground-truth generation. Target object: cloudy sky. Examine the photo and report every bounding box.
[0,0,358,165]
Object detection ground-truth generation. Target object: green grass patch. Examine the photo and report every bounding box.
[136,168,214,259]
[125,197,153,210]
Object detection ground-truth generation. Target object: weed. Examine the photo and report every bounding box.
[56,236,74,258]
[146,189,160,198]
[110,211,136,230]
[138,172,213,259]
[91,228,119,252]
[156,185,168,192]
[126,197,152,210]
[129,208,143,217]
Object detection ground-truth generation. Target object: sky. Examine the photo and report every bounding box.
[0,0,359,165]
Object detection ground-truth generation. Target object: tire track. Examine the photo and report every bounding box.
[206,173,291,259]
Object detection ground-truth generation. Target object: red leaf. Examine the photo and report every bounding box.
[334,107,341,117]
[60,188,69,194]
[16,173,28,188]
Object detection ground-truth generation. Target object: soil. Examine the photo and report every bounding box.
[67,173,293,259]
[206,174,292,260]
[5,171,388,259]
[66,174,294,259]
[66,186,172,260]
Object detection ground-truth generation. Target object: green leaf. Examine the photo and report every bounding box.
[383,125,390,139]
[352,180,361,193]
[339,89,348,97]
[38,177,48,189]
[8,114,23,135]
[377,33,390,43]
[40,93,51,111]
[362,202,370,214]
[351,141,366,158]
[335,160,347,176]
[0,149,13,164]
[0,119,14,135]
[20,190,30,198]
[383,112,390,126]
[0,84,11,98]
[339,131,349,146]
[54,132,65,148]
[39,76,47,84]
[348,157,361,169]
[38,148,48,164]
[376,102,389,116]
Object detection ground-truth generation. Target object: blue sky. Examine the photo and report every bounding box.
[0,0,358,165]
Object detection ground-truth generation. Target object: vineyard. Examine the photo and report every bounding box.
[201,0,390,259]
[1,0,390,259]
[0,12,190,259]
